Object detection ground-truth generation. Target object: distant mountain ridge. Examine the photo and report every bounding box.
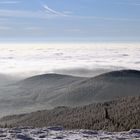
[20,73,85,87]
[93,69,140,80]
[0,69,140,116]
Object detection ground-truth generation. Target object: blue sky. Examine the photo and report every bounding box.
[0,0,140,42]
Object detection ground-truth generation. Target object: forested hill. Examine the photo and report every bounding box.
[1,96,140,132]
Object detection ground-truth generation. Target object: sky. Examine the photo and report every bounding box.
[0,0,140,42]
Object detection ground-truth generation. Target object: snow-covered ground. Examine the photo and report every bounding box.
[0,127,140,140]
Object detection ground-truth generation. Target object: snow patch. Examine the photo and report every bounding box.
[0,127,140,140]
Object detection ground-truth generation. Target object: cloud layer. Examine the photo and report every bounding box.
[0,43,140,77]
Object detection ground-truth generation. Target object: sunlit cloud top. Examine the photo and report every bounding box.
[0,43,140,76]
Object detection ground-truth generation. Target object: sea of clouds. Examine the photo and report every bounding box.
[0,43,140,77]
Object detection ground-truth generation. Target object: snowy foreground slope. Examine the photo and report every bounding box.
[0,127,140,140]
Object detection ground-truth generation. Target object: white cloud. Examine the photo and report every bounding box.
[116,2,140,6]
[0,26,12,30]
[25,27,42,31]
[71,15,140,21]
[0,3,138,22]
[0,0,20,4]
[0,5,70,19]
[0,18,8,22]
[64,29,81,33]
[0,9,37,18]
[63,11,73,15]
[43,5,67,16]
[0,8,68,19]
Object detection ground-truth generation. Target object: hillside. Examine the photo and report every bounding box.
[0,96,140,132]
[0,74,19,86]
[0,70,140,116]
[0,74,85,116]
[61,69,140,105]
